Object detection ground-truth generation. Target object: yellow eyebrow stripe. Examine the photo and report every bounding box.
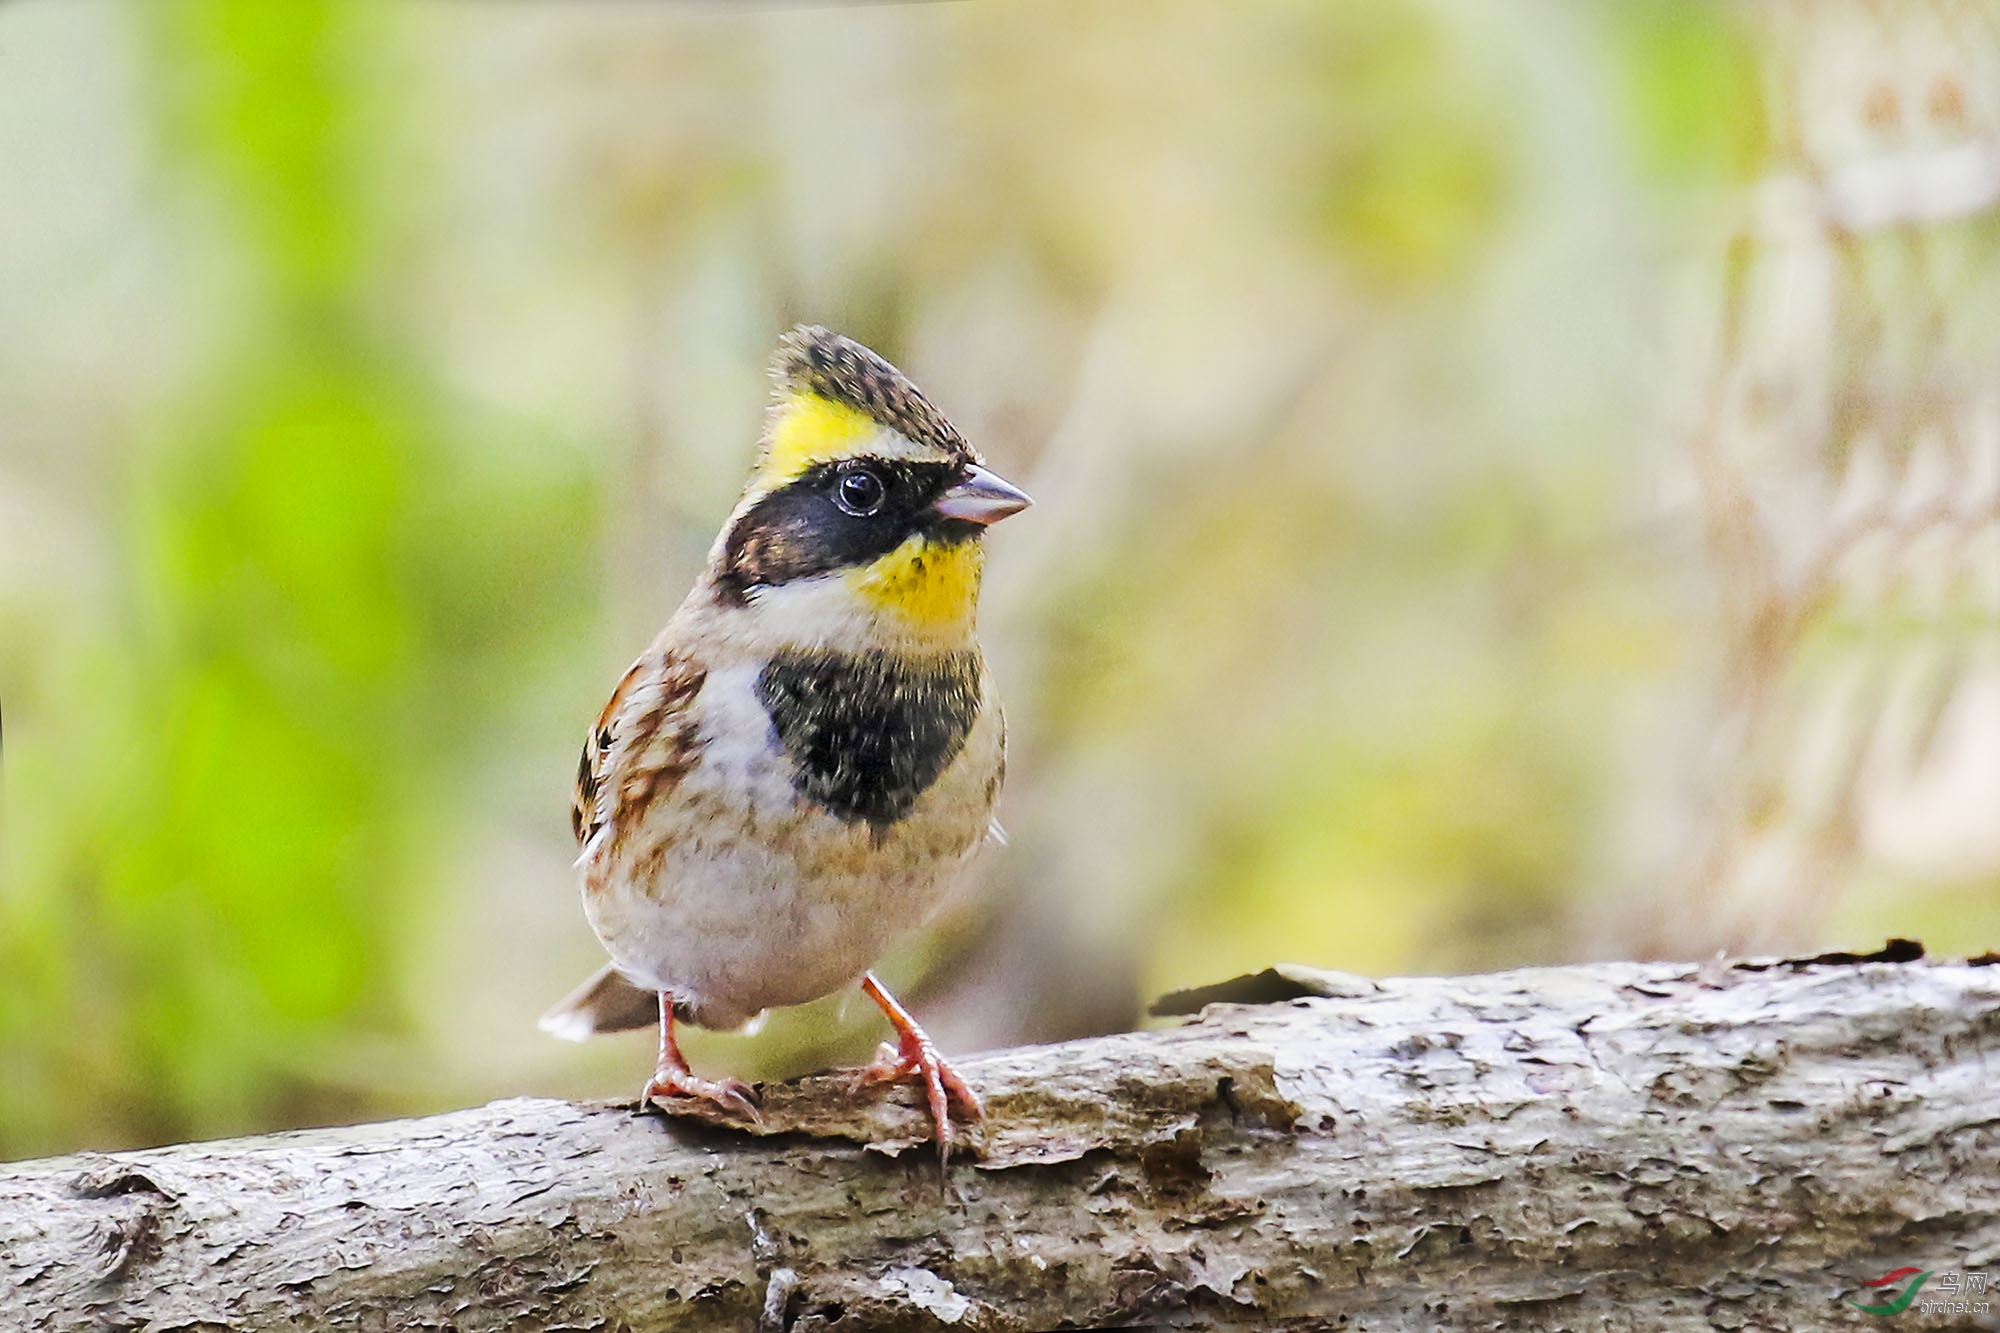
[760,393,881,488]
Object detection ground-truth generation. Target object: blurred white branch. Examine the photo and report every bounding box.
[1613,0,2000,957]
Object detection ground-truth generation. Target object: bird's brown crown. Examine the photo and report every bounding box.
[755,328,976,491]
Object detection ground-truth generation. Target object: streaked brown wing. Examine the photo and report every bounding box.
[572,648,707,850]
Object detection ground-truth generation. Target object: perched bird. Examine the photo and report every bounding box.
[541,326,1030,1155]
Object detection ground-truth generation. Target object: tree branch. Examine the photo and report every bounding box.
[4,953,1997,1331]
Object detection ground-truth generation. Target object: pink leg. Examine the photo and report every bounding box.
[641,994,760,1121]
[854,972,983,1166]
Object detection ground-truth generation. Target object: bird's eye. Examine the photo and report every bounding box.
[834,466,887,517]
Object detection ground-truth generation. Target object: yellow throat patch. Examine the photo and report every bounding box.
[847,534,985,630]
[759,392,881,489]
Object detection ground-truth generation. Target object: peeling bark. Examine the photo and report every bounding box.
[3,954,1997,1331]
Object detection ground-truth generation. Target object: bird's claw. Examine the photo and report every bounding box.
[641,1068,763,1125]
[853,1030,983,1160]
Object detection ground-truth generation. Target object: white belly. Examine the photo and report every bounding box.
[579,660,1001,1028]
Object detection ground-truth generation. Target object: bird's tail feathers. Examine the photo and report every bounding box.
[538,963,660,1042]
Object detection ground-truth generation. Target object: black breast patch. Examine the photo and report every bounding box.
[756,649,983,828]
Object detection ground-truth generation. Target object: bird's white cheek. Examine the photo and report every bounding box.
[720,575,975,655]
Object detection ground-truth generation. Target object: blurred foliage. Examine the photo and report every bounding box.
[1295,5,1512,284]
[1605,1,1767,183]
[1,0,598,1154]
[1,0,1994,1160]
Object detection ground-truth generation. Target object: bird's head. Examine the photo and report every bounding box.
[710,327,1031,637]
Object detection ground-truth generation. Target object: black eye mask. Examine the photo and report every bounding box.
[713,460,968,604]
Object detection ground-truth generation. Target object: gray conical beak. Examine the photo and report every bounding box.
[933,464,1032,526]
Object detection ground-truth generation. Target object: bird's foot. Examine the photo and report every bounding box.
[854,972,982,1167]
[641,1064,762,1124]
[853,1026,984,1154]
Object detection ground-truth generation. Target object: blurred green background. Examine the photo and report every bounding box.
[3,0,1997,1159]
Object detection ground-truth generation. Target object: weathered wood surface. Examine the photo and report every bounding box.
[3,953,1997,1331]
